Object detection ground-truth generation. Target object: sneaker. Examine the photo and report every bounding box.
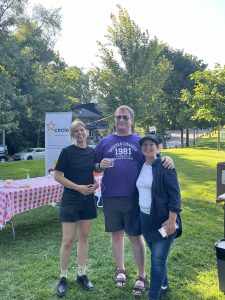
[56,277,67,297]
[76,274,94,291]
[160,285,169,294]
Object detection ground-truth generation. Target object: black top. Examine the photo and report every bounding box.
[55,144,95,186]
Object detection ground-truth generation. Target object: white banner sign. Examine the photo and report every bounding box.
[45,112,72,175]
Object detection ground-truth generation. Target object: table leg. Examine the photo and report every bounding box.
[9,220,16,240]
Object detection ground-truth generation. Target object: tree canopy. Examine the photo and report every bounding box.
[0,0,92,153]
[91,5,172,133]
[91,5,207,144]
[189,64,225,150]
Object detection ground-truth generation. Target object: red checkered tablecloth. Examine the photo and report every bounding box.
[0,176,63,230]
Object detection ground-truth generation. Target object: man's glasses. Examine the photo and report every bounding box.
[115,115,130,121]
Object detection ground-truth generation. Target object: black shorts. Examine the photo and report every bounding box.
[59,188,97,222]
[103,196,142,236]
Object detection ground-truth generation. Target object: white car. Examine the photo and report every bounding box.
[13,148,45,160]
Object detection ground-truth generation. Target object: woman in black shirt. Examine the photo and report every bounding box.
[54,120,98,297]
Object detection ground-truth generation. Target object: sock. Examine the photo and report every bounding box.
[60,269,68,278]
[78,264,86,276]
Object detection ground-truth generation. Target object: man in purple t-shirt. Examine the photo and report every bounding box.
[95,105,173,296]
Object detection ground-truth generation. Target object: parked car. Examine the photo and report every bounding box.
[13,148,45,160]
[0,144,8,162]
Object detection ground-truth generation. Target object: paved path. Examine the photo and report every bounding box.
[166,130,209,148]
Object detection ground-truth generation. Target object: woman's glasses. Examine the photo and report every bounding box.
[115,115,130,121]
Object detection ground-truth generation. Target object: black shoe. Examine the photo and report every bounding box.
[56,277,67,297]
[76,275,94,291]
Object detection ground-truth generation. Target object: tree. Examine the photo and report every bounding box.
[0,0,28,140]
[4,7,63,149]
[91,5,172,131]
[32,4,62,48]
[0,66,18,132]
[0,1,93,152]
[162,48,207,146]
[0,1,64,150]
[0,0,27,32]
[24,64,91,146]
[179,89,199,147]
[190,64,225,150]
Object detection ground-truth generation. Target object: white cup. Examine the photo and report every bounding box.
[108,158,114,167]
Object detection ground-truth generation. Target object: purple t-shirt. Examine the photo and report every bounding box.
[95,133,143,197]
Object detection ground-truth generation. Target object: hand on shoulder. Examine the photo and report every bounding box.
[162,156,174,169]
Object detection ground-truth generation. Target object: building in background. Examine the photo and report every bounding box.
[72,103,108,144]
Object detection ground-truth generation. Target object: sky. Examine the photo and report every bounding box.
[29,0,225,70]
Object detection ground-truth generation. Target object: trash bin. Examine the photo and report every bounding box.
[217,162,225,198]
[215,239,225,293]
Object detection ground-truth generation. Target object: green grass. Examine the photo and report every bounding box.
[1,142,225,299]
[191,131,225,151]
[0,160,45,180]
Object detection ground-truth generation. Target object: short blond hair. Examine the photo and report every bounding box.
[115,105,134,120]
[70,120,86,138]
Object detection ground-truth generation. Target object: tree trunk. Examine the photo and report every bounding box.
[181,128,184,148]
[193,128,196,145]
[159,130,167,149]
[186,128,189,147]
[217,123,221,151]
[36,125,42,147]
[1,129,6,144]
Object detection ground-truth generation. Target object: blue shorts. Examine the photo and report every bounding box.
[102,196,142,236]
[59,188,97,222]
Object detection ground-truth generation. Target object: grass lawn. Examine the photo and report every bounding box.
[0,160,45,180]
[0,142,225,300]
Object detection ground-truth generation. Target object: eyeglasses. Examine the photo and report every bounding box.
[115,115,130,121]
